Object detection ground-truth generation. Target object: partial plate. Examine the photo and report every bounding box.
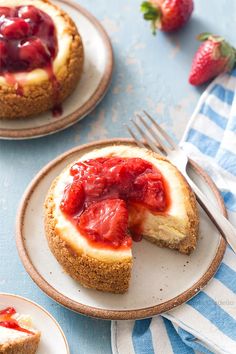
[16,139,226,320]
[0,0,113,140]
[0,293,69,353]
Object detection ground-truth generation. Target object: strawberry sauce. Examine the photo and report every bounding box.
[0,307,34,335]
[60,157,170,249]
[0,5,61,114]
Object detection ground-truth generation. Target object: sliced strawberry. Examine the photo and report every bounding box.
[105,157,152,195]
[70,160,103,178]
[60,180,84,216]
[133,173,166,210]
[83,175,106,198]
[78,199,131,248]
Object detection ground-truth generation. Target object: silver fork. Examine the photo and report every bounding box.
[127,111,236,253]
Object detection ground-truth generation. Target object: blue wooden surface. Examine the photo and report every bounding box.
[0,0,235,353]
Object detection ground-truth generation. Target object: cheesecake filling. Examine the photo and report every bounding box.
[59,157,170,250]
[0,307,35,343]
[53,146,192,259]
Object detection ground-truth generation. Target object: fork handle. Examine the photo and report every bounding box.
[184,174,236,252]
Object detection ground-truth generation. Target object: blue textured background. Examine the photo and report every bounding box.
[0,0,235,353]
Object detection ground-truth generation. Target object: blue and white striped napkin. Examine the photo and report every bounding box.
[112,70,236,354]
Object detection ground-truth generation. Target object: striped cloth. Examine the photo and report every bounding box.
[112,70,236,354]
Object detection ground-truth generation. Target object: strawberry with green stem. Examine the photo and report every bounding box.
[141,0,193,34]
[189,33,236,86]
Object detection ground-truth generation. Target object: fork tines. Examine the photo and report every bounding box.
[127,111,177,155]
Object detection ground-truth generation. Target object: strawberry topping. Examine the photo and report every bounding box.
[0,5,58,73]
[79,199,132,248]
[60,157,169,249]
[0,307,34,335]
[0,307,16,316]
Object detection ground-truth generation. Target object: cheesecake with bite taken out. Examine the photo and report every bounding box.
[0,0,84,119]
[44,145,199,293]
[0,307,40,354]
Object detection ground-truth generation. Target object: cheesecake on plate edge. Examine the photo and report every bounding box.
[0,307,40,354]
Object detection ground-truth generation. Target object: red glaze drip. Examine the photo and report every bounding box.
[45,65,62,117]
[0,5,61,115]
[0,307,34,335]
[52,104,63,117]
[0,307,16,316]
[60,157,170,249]
[4,73,24,95]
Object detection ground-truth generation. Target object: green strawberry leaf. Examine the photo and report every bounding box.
[144,12,157,20]
[140,1,161,35]
[140,1,152,13]
[219,40,236,70]
[197,32,213,42]
[220,41,232,56]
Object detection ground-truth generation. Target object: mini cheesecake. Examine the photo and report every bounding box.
[44,145,199,293]
[0,307,40,354]
[0,0,84,119]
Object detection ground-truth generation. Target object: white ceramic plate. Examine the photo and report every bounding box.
[0,293,69,353]
[16,139,226,320]
[0,0,113,140]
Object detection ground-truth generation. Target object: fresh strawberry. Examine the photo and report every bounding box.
[141,0,193,34]
[189,33,236,86]
[78,199,132,248]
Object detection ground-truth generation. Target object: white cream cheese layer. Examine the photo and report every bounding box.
[0,326,29,344]
[53,145,191,260]
[0,0,72,85]
[0,314,36,344]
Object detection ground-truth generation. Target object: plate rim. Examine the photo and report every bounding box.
[16,138,227,320]
[0,0,114,140]
[0,292,70,353]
